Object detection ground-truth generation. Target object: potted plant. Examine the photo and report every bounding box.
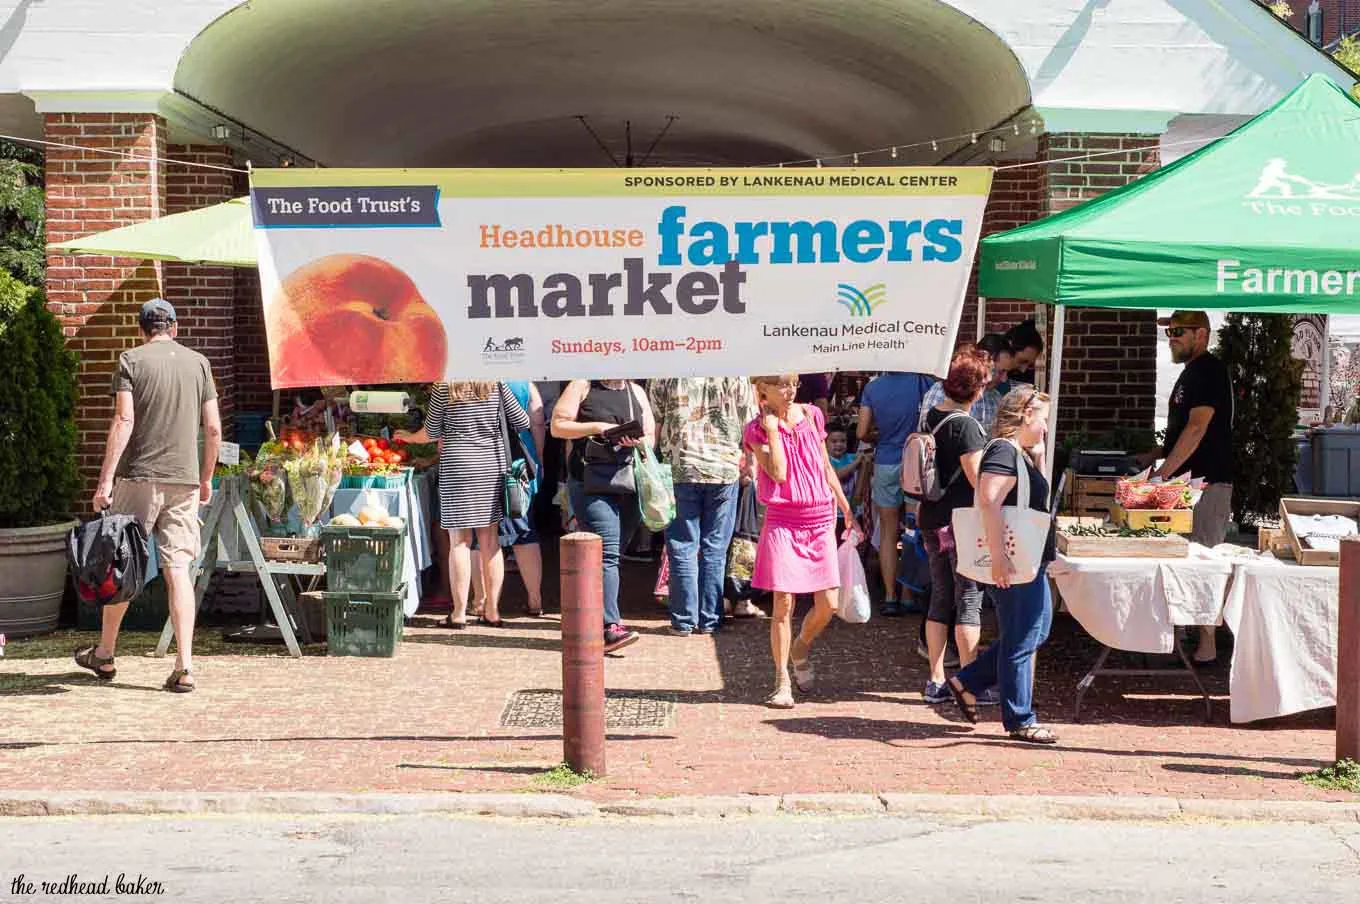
[0,272,79,636]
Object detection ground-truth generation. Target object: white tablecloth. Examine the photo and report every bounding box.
[1048,547,1236,654]
[1220,558,1339,724]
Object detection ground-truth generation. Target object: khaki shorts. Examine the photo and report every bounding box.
[1191,483,1233,548]
[111,480,201,569]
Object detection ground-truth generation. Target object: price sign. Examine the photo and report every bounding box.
[219,441,240,466]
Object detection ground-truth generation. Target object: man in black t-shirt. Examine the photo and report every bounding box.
[1146,310,1234,665]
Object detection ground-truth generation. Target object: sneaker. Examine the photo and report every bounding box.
[923,680,951,704]
[879,599,904,618]
[694,626,717,636]
[603,624,639,653]
[975,687,1002,706]
[667,625,694,637]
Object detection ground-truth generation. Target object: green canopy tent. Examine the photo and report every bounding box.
[52,196,255,267]
[979,74,1360,476]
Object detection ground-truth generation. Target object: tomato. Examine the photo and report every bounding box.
[377,439,390,451]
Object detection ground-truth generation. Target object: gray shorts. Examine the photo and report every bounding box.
[1191,483,1233,547]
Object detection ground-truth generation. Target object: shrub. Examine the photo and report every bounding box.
[0,273,78,527]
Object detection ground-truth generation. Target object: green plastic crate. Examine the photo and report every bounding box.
[339,469,410,490]
[322,589,404,657]
[319,524,405,593]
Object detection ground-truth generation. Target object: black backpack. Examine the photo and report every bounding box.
[67,512,151,607]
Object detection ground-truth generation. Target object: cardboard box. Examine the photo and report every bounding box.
[1278,497,1360,566]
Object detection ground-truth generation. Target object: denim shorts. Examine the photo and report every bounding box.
[871,463,904,508]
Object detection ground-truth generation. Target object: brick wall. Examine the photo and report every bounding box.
[1038,133,1161,441]
[164,144,237,435]
[44,113,166,490]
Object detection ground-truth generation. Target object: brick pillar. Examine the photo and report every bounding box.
[962,165,1044,343]
[231,170,273,415]
[44,113,166,493]
[164,144,236,435]
[1038,132,1161,442]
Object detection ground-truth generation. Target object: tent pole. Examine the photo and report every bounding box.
[977,296,987,341]
[1044,305,1066,484]
[1321,316,1331,419]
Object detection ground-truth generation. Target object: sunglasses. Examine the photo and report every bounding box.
[1164,326,1202,338]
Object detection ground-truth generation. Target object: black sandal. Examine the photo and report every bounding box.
[163,669,194,693]
[1009,725,1059,745]
[945,678,979,724]
[476,616,505,628]
[443,615,467,630]
[74,645,116,681]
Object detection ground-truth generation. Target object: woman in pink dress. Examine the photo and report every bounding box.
[743,374,860,708]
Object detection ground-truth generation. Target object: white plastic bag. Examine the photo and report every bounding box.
[836,527,871,624]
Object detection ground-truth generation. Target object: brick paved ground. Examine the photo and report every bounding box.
[0,558,1346,803]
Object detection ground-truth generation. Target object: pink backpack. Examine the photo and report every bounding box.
[901,411,969,502]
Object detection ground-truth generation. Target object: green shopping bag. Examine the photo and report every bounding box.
[634,446,676,531]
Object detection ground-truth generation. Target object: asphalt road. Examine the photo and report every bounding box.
[2,813,1358,903]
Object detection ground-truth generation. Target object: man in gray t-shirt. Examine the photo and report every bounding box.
[78,299,221,694]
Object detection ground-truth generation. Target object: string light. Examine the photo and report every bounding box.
[890,146,898,159]
[931,140,938,152]
[970,132,978,144]
[815,158,822,167]
[852,152,859,165]
[1013,123,1021,135]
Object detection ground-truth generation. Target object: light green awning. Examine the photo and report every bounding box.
[52,196,255,268]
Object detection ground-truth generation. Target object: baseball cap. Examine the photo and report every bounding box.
[1156,310,1210,330]
[138,298,177,328]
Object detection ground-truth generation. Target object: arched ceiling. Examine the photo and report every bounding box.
[174,0,1030,167]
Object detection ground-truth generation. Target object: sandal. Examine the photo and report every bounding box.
[443,615,467,630]
[525,604,543,618]
[791,657,815,693]
[766,687,795,709]
[163,669,194,693]
[1009,725,1059,745]
[74,645,116,681]
[945,678,979,724]
[476,616,505,628]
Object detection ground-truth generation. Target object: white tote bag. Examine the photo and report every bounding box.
[951,439,1050,586]
[836,527,872,624]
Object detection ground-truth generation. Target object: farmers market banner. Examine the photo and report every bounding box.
[250,168,992,388]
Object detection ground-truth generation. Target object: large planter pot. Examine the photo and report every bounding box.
[0,520,78,638]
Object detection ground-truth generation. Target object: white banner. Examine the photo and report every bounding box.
[251,168,992,388]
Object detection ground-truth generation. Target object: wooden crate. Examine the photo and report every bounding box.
[261,536,321,563]
[1111,504,1194,534]
[1279,497,1360,566]
[1056,530,1188,558]
[1067,472,1118,518]
[1257,526,1295,560]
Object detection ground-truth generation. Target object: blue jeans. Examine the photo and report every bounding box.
[568,479,642,628]
[954,565,1053,732]
[665,482,740,632]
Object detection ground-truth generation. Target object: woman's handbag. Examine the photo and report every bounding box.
[581,384,638,496]
[951,439,1050,586]
[497,387,537,519]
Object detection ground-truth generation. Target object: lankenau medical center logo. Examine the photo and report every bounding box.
[836,283,888,317]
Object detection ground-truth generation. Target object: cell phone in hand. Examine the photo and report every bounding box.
[601,419,644,442]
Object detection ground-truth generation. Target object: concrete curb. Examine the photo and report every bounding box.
[0,791,1355,823]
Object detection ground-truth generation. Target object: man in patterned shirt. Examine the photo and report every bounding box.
[649,377,758,635]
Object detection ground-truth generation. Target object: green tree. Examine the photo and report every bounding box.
[1215,314,1303,525]
[0,139,45,284]
[0,272,78,527]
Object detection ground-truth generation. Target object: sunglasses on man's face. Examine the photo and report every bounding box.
[1165,326,1201,338]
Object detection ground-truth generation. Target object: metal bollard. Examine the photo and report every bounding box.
[560,531,606,777]
[1339,537,1360,762]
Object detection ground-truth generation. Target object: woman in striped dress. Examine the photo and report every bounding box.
[397,381,530,627]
